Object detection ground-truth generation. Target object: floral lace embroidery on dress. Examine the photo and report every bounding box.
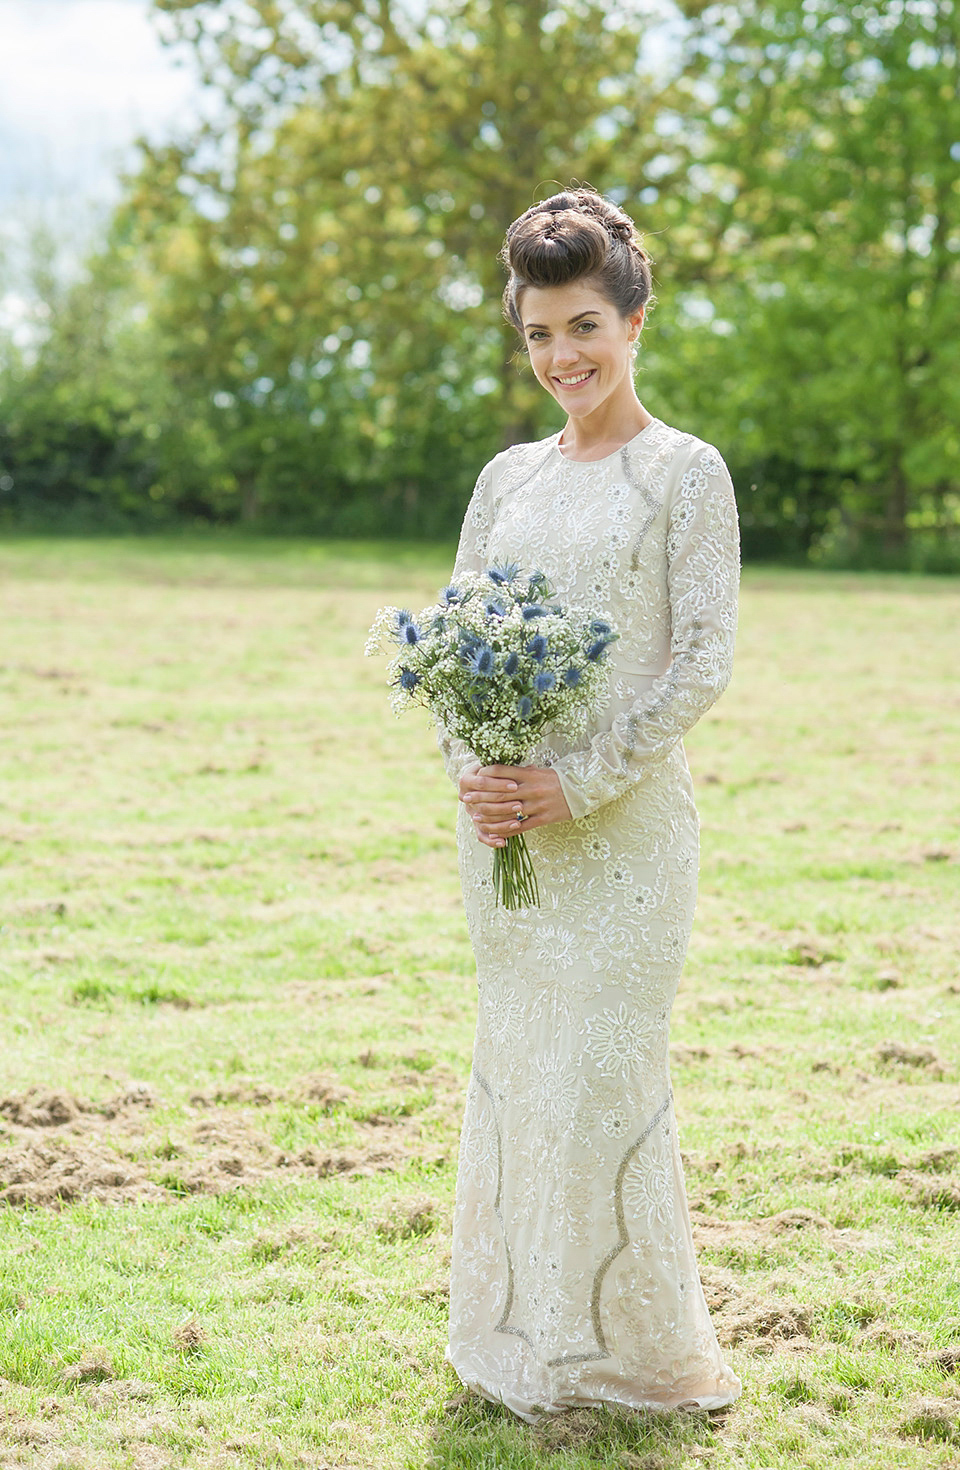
[440,418,743,1421]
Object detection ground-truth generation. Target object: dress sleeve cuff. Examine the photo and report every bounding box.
[553,763,593,822]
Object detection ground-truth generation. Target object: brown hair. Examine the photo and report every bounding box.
[500,185,655,334]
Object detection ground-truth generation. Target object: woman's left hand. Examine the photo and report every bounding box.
[461,765,571,848]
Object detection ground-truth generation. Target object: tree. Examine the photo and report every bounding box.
[117,0,678,526]
[646,0,960,563]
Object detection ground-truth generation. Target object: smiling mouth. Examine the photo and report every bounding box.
[553,369,596,388]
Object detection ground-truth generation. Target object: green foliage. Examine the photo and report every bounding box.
[649,0,960,564]
[0,0,958,561]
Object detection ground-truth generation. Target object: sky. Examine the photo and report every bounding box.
[0,0,198,214]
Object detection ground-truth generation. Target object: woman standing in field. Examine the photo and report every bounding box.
[438,186,742,1420]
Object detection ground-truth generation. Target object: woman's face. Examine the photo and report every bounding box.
[518,281,643,417]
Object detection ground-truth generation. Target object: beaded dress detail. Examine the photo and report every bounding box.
[439,418,742,1420]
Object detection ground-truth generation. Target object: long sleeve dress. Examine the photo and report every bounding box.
[438,416,742,1421]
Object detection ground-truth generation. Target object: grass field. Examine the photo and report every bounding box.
[0,537,958,1470]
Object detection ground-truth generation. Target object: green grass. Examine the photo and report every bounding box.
[0,537,958,1469]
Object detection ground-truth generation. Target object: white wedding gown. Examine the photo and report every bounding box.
[438,417,743,1420]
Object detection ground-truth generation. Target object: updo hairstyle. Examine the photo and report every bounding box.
[500,186,655,335]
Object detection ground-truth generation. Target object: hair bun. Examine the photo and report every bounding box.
[500,184,655,332]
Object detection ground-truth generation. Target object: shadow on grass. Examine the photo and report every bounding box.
[420,1393,727,1469]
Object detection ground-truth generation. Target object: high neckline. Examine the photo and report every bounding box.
[554,417,660,464]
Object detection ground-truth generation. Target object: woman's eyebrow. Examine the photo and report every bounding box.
[524,310,602,330]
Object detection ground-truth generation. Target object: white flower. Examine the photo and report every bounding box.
[480,980,525,1043]
[535,925,578,970]
[623,1149,675,1229]
[600,1106,633,1140]
[532,1053,579,1127]
[679,464,708,499]
[622,885,655,917]
[603,858,634,890]
[584,1003,656,1080]
[458,1118,498,1189]
[585,834,611,862]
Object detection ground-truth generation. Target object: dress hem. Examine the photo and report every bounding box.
[447,1350,742,1424]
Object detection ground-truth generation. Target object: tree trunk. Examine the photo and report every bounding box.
[882,453,909,554]
[239,476,259,524]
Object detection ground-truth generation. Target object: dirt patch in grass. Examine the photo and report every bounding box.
[62,1348,115,1384]
[697,1263,738,1311]
[172,1316,207,1353]
[693,1206,842,1250]
[0,1071,420,1207]
[373,1194,442,1241]
[898,1170,960,1211]
[0,1139,165,1207]
[0,1083,157,1129]
[716,1296,814,1351]
[875,1040,944,1075]
[858,1322,929,1351]
[897,1393,960,1444]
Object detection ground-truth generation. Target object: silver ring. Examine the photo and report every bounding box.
[515,808,526,823]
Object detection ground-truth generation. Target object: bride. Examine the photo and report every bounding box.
[438,185,742,1419]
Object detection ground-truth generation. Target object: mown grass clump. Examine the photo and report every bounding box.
[0,540,958,1468]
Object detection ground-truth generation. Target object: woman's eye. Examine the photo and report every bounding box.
[577,321,597,332]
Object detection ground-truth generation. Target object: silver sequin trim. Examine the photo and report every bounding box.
[476,1062,674,1367]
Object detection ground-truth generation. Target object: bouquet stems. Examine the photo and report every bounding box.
[493,832,540,910]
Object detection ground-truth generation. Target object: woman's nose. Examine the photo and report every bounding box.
[553,338,579,366]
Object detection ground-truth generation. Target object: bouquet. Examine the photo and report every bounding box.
[366,562,617,909]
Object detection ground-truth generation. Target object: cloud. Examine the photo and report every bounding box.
[0,0,200,204]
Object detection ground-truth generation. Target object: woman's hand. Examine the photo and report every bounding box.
[458,764,572,848]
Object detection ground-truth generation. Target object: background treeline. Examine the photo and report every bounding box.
[1,0,958,567]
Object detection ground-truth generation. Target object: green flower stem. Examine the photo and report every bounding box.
[492,832,540,910]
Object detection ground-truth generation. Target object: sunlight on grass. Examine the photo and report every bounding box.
[0,540,958,1468]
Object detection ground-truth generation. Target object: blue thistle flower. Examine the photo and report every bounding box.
[563,666,582,688]
[534,669,556,694]
[516,695,533,720]
[484,598,507,619]
[440,585,461,606]
[396,608,413,628]
[503,651,519,676]
[398,668,420,691]
[521,604,548,621]
[586,636,613,661]
[466,643,495,677]
[527,634,548,662]
[589,619,612,636]
[487,562,520,586]
[402,621,421,645]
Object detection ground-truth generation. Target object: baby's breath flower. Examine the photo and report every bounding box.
[367,568,617,828]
